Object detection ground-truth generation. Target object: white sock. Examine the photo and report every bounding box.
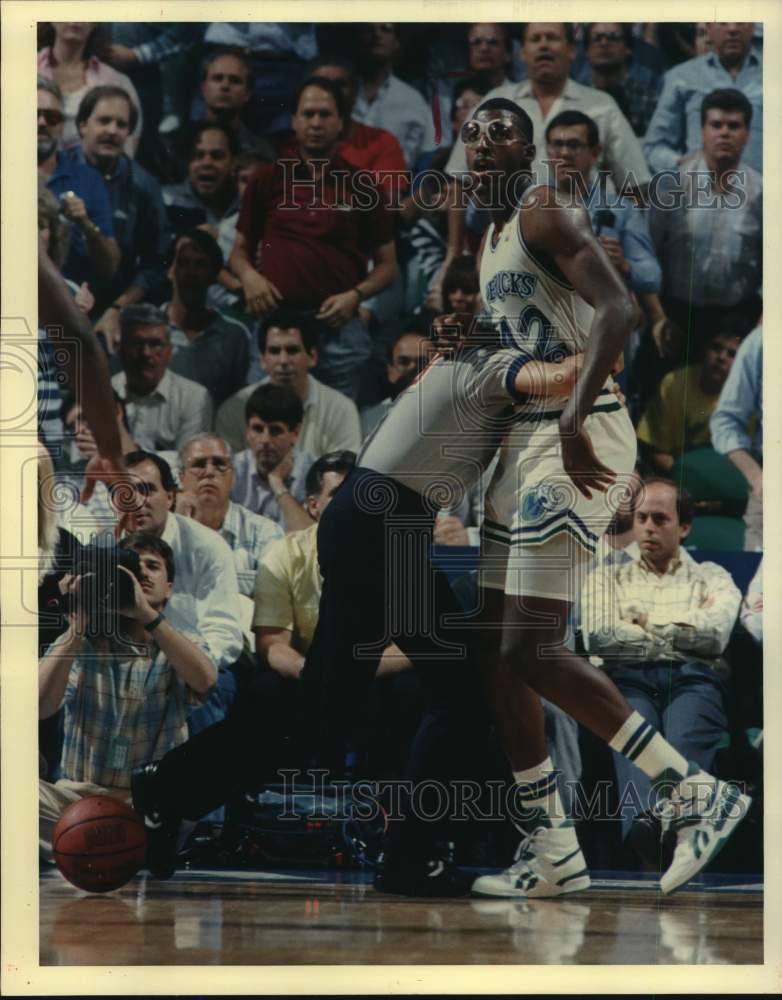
[609,710,689,786]
[512,756,567,828]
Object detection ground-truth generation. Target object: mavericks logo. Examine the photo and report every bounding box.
[521,482,562,523]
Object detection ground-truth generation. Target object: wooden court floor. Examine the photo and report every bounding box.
[40,867,762,966]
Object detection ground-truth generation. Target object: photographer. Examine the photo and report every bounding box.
[39,532,216,861]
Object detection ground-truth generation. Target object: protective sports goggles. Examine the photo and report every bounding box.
[460,117,524,147]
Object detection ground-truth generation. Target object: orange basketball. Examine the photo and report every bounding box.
[52,796,146,893]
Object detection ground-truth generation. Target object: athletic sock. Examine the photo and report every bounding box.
[608,710,692,791]
[512,756,568,828]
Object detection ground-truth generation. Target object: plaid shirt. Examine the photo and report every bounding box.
[581,550,741,669]
[59,636,207,791]
[576,63,663,138]
[219,501,284,597]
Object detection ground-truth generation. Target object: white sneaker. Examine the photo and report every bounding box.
[659,772,752,895]
[471,825,591,899]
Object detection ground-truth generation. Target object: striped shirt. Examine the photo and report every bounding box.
[219,500,284,597]
[581,550,741,669]
[59,636,207,791]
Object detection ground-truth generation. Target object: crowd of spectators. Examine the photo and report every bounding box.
[37,20,763,873]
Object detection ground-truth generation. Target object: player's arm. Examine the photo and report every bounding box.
[512,354,583,397]
[524,191,636,496]
[38,242,125,473]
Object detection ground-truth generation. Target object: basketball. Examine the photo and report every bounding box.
[52,796,146,893]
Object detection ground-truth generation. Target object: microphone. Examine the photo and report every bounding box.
[593,209,616,237]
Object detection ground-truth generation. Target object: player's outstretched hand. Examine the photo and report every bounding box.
[560,425,616,499]
[80,453,136,535]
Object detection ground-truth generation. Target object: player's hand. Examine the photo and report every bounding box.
[94,306,122,353]
[316,290,360,328]
[81,454,137,535]
[433,515,470,546]
[241,271,282,316]
[611,383,627,407]
[175,489,198,517]
[431,312,471,352]
[560,424,616,499]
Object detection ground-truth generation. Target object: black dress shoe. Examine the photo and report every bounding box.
[374,857,473,898]
[628,811,674,873]
[131,762,180,880]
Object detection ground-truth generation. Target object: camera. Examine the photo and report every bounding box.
[59,540,141,637]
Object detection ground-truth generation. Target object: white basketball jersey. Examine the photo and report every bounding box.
[480,188,608,413]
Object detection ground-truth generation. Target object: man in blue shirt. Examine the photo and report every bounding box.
[710,326,763,550]
[545,110,661,296]
[38,76,119,288]
[72,85,172,352]
[644,22,762,173]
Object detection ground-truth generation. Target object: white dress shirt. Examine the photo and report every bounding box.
[446,77,651,189]
[112,369,214,452]
[161,512,243,669]
[353,73,437,168]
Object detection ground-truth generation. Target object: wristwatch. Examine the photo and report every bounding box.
[144,612,165,633]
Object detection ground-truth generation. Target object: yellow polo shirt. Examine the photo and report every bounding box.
[637,365,718,457]
[251,523,321,653]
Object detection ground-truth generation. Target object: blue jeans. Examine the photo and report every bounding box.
[313,315,373,401]
[605,660,727,838]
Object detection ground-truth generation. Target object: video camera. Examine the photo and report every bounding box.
[56,539,141,637]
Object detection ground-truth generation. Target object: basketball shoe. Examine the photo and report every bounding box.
[658,771,752,895]
[471,823,591,898]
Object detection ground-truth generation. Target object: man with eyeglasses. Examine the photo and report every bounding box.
[111,303,213,453]
[466,23,513,91]
[455,97,750,900]
[177,433,283,597]
[545,110,661,297]
[575,24,663,138]
[38,76,120,287]
[359,324,434,437]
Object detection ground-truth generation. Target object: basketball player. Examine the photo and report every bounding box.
[131,314,589,892]
[457,98,751,898]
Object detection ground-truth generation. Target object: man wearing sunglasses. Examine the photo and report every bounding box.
[38,76,120,287]
[461,98,751,900]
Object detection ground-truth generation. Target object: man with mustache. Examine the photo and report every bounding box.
[38,76,119,287]
[74,85,171,352]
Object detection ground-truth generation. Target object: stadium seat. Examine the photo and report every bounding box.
[672,447,749,502]
[684,515,746,551]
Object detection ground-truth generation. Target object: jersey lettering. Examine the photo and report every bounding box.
[485,270,538,304]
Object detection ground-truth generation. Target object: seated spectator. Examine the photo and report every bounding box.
[637,327,743,475]
[122,450,244,675]
[38,77,119,287]
[231,384,315,531]
[253,450,411,681]
[201,22,318,135]
[545,110,661,297]
[230,76,397,400]
[710,326,763,551]
[575,24,663,137]
[37,21,143,156]
[299,55,409,206]
[73,85,171,349]
[441,255,482,315]
[360,321,434,437]
[163,123,239,235]
[581,478,741,864]
[161,228,251,408]
[176,433,283,597]
[112,304,213,453]
[39,531,215,861]
[466,23,513,92]
[648,89,762,345]
[446,23,650,190]
[352,23,437,168]
[644,22,762,173]
[200,48,275,157]
[217,308,362,457]
[740,558,762,644]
